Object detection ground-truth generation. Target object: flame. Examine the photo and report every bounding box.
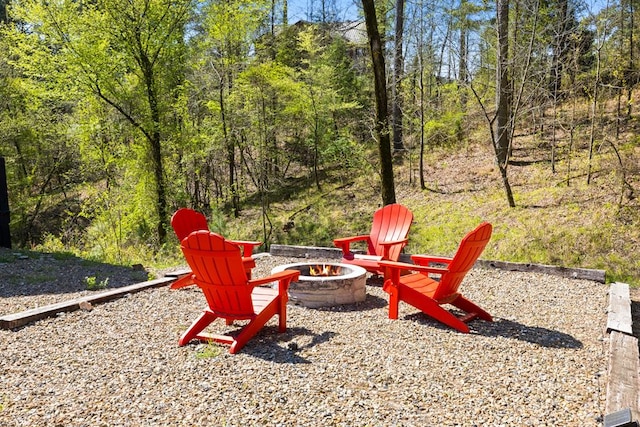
[309,264,342,277]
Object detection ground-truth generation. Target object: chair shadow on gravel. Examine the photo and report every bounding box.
[366,276,385,287]
[405,313,583,349]
[243,327,337,364]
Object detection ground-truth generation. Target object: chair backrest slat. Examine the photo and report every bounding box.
[369,204,413,260]
[171,208,209,242]
[432,222,492,301]
[181,231,255,319]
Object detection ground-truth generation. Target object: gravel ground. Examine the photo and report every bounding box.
[0,250,150,315]
[0,253,608,426]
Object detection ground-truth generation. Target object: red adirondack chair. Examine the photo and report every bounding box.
[170,208,261,288]
[379,222,493,333]
[333,204,413,274]
[176,230,300,354]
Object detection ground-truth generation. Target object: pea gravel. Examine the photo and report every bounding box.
[0,254,608,426]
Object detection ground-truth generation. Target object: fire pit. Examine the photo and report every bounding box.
[271,262,367,308]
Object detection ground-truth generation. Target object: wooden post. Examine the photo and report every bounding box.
[0,157,11,248]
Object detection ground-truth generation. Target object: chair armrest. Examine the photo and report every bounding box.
[378,260,449,276]
[379,238,408,247]
[250,269,300,295]
[411,255,452,267]
[333,235,370,259]
[249,270,300,287]
[379,238,409,259]
[229,240,262,258]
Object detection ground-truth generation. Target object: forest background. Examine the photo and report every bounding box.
[0,0,639,284]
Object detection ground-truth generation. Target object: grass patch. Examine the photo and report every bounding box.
[84,276,109,291]
[222,134,640,285]
[51,251,77,261]
[24,273,57,285]
[195,341,223,359]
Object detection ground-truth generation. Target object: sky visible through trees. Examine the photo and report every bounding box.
[288,0,360,22]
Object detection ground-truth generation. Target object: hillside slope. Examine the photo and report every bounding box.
[226,127,640,285]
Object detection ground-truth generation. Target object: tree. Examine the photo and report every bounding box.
[362,0,396,205]
[10,0,193,244]
[494,0,515,207]
[1,0,7,23]
[392,0,405,150]
[188,0,270,217]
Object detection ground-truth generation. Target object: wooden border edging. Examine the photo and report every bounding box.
[269,244,606,283]
[0,256,275,331]
[605,282,640,424]
[608,282,634,335]
[269,244,344,260]
[606,330,640,422]
[475,259,605,283]
[0,276,175,330]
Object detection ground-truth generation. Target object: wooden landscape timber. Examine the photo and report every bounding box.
[605,283,640,424]
[475,259,606,284]
[608,282,635,335]
[0,276,175,330]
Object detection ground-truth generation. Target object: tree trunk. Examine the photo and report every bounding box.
[587,43,602,185]
[362,0,396,205]
[458,1,468,111]
[551,0,568,93]
[219,75,239,217]
[495,0,515,207]
[419,20,426,190]
[0,0,7,24]
[419,64,425,190]
[627,0,634,118]
[283,0,288,26]
[140,54,168,244]
[392,0,405,150]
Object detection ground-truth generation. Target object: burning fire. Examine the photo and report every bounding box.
[309,264,342,277]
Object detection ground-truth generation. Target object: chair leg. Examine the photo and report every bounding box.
[179,309,218,346]
[423,300,471,333]
[400,286,471,333]
[278,296,287,333]
[451,295,493,322]
[383,280,399,319]
[229,299,280,354]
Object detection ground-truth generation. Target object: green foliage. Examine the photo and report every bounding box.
[195,340,223,359]
[423,111,465,148]
[51,251,76,261]
[207,207,229,236]
[2,0,638,288]
[321,136,370,173]
[84,276,109,291]
[0,252,15,263]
